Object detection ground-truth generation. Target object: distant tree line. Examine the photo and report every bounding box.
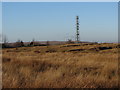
[1,37,47,48]
[2,39,25,48]
[1,35,76,48]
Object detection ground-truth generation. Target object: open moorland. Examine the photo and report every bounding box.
[2,43,120,88]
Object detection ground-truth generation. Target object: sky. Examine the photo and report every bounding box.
[1,0,119,2]
[2,2,118,43]
[0,2,2,42]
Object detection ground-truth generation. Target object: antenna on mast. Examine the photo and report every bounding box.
[76,16,80,43]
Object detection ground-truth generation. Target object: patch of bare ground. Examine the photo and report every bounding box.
[2,43,119,88]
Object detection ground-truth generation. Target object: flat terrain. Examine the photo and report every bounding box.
[2,43,119,88]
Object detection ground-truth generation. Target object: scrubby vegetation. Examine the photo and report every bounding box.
[2,43,119,88]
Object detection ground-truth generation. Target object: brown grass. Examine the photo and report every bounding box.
[2,43,119,88]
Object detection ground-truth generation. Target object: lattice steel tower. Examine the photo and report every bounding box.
[76,16,80,42]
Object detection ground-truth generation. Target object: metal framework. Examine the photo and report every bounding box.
[76,16,80,42]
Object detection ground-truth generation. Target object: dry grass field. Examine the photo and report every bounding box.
[2,43,119,88]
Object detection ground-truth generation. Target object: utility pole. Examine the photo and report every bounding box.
[76,16,80,43]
